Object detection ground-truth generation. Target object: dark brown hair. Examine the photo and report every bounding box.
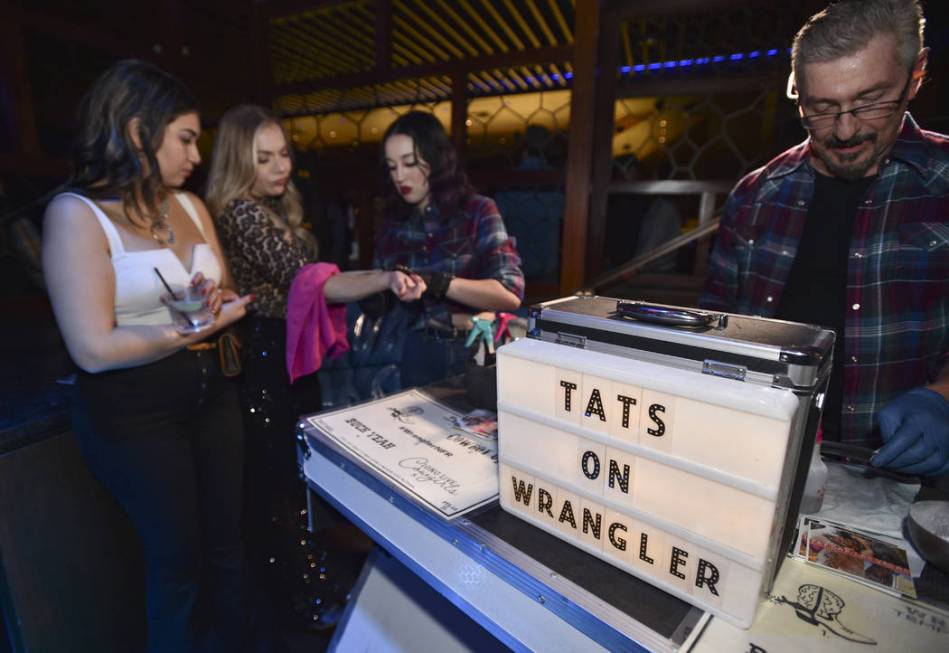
[70,59,198,224]
[382,111,473,219]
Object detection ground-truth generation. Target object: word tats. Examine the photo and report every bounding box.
[555,371,677,450]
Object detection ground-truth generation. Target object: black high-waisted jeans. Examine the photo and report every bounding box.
[73,347,246,653]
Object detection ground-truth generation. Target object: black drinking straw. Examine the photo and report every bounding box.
[154,267,198,328]
[153,267,179,300]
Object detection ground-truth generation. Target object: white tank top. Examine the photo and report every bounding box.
[59,192,223,326]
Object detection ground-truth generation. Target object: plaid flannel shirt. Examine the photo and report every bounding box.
[701,114,949,445]
[373,194,525,327]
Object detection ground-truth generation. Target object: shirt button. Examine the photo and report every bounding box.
[766,295,774,303]
[846,405,855,413]
[851,303,860,311]
[850,355,858,363]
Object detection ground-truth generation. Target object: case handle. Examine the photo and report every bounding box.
[614,300,727,329]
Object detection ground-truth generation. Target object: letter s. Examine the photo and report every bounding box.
[647,403,666,437]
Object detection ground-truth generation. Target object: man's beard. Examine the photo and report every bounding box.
[812,131,883,180]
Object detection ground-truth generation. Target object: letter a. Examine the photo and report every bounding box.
[585,388,606,421]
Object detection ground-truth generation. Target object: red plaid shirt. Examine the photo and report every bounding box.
[374,194,524,326]
[701,114,949,445]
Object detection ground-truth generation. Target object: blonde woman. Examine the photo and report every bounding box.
[206,104,422,629]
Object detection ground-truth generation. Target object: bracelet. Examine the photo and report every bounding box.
[424,271,453,302]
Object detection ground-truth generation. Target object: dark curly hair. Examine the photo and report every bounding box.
[70,59,198,225]
[381,111,473,220]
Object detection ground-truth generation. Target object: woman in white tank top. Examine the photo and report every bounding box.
[42,60,255,652]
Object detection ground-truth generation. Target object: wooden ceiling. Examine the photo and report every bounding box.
[265,0,804,116]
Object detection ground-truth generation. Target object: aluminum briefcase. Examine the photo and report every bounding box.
[495,295,834,628]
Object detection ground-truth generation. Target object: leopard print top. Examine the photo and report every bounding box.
[215,198,312,319]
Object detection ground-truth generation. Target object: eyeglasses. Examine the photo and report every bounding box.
[798,76,911,131]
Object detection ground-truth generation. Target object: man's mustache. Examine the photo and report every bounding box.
[825,132,876,149]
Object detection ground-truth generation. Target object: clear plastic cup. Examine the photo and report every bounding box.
[163,284,214,334]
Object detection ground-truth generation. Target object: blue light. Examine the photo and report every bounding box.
[611,46,783,76]
[551,73,559,79]
[564,72,573,79]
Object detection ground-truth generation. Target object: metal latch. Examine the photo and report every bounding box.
[555,332,586,349]
[702,359,747,382]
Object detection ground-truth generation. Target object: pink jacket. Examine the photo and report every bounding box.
[286,263,349,383]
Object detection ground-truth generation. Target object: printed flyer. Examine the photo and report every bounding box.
[793,516,916,598]
[306,389,499,520]
[691,557,947,652]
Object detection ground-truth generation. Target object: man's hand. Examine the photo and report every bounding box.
[871,388,949,476]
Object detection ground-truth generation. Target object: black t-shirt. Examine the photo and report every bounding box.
[776,171,876,441]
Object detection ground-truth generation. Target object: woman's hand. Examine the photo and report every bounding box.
[190,272,224,316]
[213,291,254,329]
[387,270,426,301]
[186,272,252,331]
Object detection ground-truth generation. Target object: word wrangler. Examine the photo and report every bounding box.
[501,465,732,608]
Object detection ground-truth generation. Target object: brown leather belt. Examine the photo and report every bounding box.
[186,342,217,351]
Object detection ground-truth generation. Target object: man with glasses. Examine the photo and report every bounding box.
[701,0,948,481]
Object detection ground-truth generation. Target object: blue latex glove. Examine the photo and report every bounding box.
[871,388,949,476]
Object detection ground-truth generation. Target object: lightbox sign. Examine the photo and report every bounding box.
[497,338,801,628]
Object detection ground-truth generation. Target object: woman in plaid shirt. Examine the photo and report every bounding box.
[375,111,525,388]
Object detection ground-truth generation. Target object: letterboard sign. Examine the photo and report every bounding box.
[497,337,802,628]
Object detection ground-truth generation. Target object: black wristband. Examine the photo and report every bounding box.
[424,271,453,302]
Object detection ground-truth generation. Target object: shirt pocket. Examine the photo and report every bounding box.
[732,222,765,276]
[897,221,948,281]
[435,237,473,262]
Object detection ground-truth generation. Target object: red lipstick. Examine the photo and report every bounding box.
[399,185,412,196]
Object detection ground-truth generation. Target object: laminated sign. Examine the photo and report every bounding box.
[497,296,833,628]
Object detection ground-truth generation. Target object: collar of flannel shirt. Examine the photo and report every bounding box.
[763,113,939,185]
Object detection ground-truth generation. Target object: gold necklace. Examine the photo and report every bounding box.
[149,196,174,246]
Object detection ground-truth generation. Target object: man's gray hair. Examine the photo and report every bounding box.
[791,0,925,90]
